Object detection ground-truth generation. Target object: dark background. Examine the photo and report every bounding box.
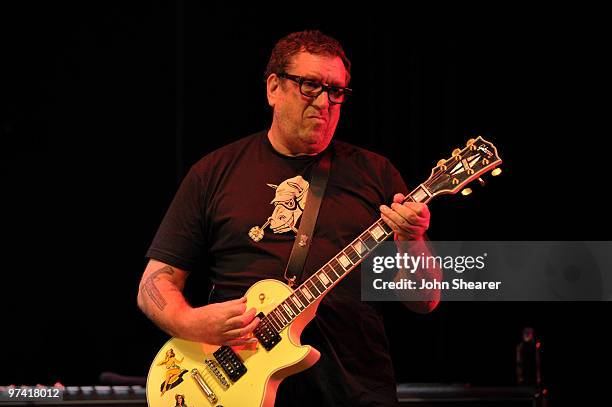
[2,2,610,406]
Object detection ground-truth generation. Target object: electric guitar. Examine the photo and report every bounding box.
[146,136,502,407]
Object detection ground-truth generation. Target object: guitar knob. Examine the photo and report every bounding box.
[466,139,477,150]
[492,168,502,176]
[461,188,473,196]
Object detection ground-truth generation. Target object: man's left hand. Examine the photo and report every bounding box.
[380,193,430,241]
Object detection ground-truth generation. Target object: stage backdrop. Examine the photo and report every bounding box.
[1,3,610,405]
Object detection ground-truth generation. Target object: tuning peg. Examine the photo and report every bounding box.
[466,139,477,150]
[437,159,446,167]
[452,148,461,157]
[461,188,473,196]
[492,168,502,176]
[478,177,486,186]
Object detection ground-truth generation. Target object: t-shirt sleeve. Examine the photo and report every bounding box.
[146,166,207,272]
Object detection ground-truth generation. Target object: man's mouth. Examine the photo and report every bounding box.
[307,115,327,122]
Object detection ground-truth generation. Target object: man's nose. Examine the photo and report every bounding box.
[312,89,330,109]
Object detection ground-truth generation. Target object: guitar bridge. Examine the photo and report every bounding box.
[190,369,218,404]
[253,312,282,351]
[204,359,230,389]
[213,346,247,382]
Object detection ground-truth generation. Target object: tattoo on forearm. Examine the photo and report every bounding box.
[142,266,174,311]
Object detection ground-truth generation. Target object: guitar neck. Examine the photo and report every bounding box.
[260,135,503,331]
[261,183,432,332]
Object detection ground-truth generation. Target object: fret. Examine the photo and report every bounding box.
[369,224,386,241]
[297,288,311,304]
[344,246,361,264]
[274,308,287,326]
[329,259,346,277]
[360,232,378,250]
[281,307,291,322]
[271,313,283,331]
[267,313,282,331]
[290,295,304,310]
[271,309,281,325]
[282,303,294,318]
[409,185,430,203]
[352,239,369,256]
[285,298,299,314]
[337,253,352,269]
[300,286,314,301]
[324,264,339,281]
[377,219,394,235]
[306,279,321,296]
[312,274,326,293]
[317,271,331,287]
[275,308,289,325]
[405,192,418,202]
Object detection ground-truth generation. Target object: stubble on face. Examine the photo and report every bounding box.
[269,52,348,156]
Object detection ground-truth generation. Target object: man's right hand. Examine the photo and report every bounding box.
[137,260,260,346]
[181,296,260,346]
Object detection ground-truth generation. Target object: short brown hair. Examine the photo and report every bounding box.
[265,30,351,83]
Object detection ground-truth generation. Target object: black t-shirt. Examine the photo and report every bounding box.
[147,130,408,406]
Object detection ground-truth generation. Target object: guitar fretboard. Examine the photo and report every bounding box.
[259,184,433,333]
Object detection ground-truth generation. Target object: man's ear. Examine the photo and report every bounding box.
[266,74,280,108]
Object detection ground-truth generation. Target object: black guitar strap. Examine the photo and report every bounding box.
[283,148,332,288]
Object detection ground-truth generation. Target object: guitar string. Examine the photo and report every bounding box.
[263,169,454,331]
[262,150,498,332]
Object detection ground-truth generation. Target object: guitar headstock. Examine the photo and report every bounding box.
[423,136,502,199]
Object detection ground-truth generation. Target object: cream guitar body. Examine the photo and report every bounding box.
[146,279,320,407]
[145,137,502,407]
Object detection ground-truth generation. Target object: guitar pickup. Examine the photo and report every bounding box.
[253,312,282,351]
[213,346,247,382]
[204,359,230,389]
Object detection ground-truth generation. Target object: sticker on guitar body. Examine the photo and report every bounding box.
[157,348,188,396]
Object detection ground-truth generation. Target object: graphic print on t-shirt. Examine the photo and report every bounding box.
[248,175,309,242]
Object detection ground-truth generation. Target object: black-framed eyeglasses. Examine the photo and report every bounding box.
[277,72,352,104]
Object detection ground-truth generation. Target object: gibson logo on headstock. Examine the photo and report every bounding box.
[477,145,494,157]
